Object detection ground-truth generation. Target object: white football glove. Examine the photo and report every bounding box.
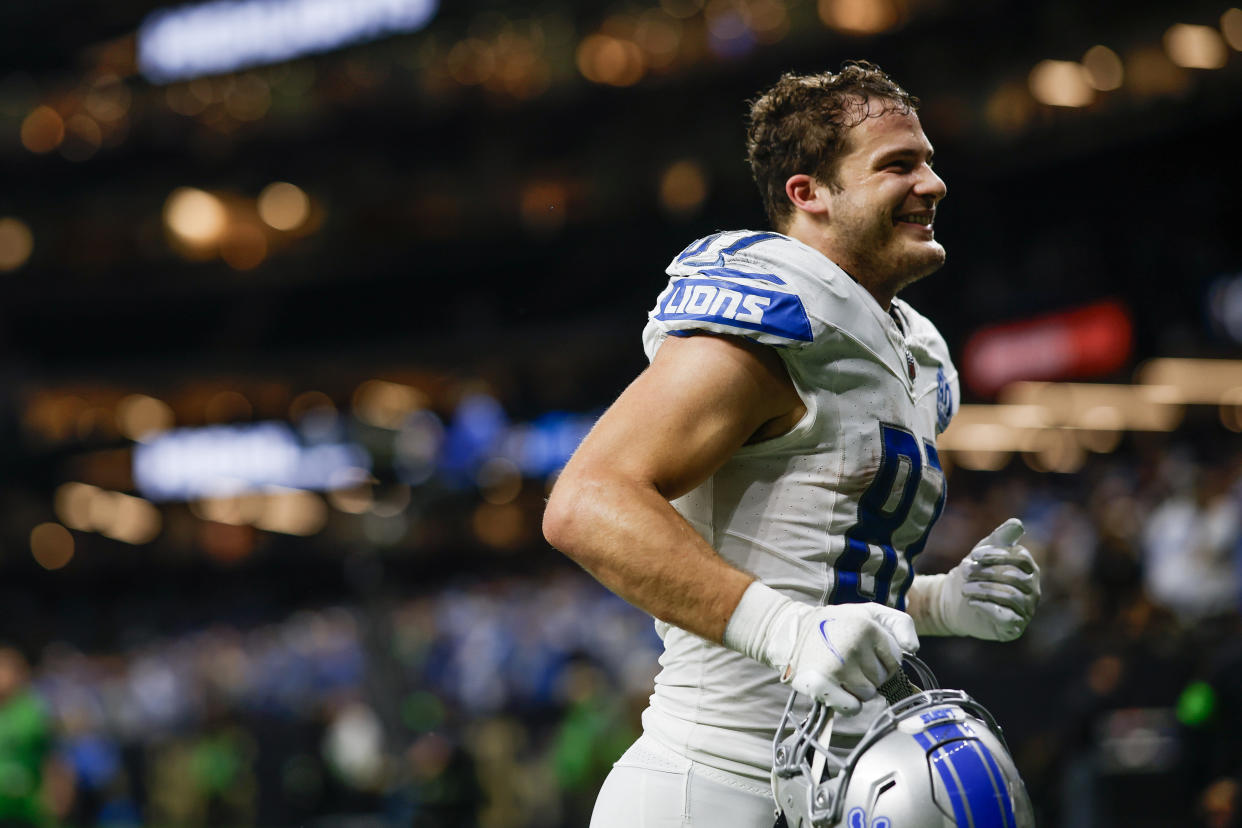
[907,518,1041,641]
[722,582,919,714]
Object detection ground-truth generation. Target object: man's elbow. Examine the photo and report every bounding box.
[542,475,586,557]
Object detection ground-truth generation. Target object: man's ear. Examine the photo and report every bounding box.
[784,174,828,217]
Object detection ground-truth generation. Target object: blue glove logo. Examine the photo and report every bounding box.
[817,620,845,665]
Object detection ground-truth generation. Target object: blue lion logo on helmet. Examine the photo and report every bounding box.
[847,808,891,828]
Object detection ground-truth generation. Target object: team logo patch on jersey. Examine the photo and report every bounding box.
[656,277,813,342]
[936,365,954,433]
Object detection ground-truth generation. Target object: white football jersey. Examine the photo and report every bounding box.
[638,230,960,782]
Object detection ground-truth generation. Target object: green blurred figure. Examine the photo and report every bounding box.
[0,647,51,828]
[552,660,637,826]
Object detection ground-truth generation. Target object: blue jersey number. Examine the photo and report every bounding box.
[830,423,945,609]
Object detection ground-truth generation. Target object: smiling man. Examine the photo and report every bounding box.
[543,62,1041,826]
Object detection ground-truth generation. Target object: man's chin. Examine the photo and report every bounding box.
[901,244,947,282]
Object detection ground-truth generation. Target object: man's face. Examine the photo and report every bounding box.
[821,104,947,296]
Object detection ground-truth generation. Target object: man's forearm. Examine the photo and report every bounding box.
[543,472,754,643]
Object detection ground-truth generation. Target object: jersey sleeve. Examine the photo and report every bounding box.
[643,231,847,352]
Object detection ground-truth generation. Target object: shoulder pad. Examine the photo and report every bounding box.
[649,231,856,347]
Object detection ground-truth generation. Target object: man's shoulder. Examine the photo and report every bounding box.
[667,230,838,286]
[650,230,864,347]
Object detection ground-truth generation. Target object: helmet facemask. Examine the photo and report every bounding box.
[771,655,1035,828]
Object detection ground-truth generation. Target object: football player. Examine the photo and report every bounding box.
[542,62,1041,826]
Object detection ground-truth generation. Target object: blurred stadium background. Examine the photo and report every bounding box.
[2,0,1242,825]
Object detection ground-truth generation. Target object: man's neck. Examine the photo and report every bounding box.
[782,224,895,310]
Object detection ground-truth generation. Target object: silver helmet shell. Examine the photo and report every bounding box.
[772,683,1034,828]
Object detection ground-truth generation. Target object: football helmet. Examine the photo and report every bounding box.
[771,655,1034,828]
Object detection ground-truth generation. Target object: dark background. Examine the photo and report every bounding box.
[1,0,1241,825]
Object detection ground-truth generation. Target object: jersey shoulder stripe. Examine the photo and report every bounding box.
[654,276,813,342]
[649,230,852,348]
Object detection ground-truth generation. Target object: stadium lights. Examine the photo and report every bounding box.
[137,0,439,83]
[1082,45,1124,91]
[30,523,74,570]
[818,0,904,35]
[20,106,63,153]
[257,182,311,231]
[117,394,175,443]
[1000,382,1183,432]
[1136,358,1242,403]
[0,218,34,272]
[1224,9,1242,50]
[163,187,228,246]
[52,484,163,545]
[1028,60,1095,107]
[1164,23,1229,69]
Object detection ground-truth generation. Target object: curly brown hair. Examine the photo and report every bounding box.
[746,61,919,230]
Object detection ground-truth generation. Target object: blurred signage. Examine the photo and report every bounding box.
[134,422,371,501]
[961,300,1133,397]
[138,0,439,83]
[401,395,596,486]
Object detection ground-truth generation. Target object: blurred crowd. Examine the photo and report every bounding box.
[2,432,1242,827]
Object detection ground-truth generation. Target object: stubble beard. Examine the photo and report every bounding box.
[834,210,947,303]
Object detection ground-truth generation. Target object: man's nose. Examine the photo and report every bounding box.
[917,165,947,202]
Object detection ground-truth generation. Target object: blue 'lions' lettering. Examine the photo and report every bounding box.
[656,277,812,341]
[665,284,771,324]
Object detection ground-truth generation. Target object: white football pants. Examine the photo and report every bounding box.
[589,734,778,827]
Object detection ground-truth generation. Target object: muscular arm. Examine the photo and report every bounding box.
[542,333,803,643]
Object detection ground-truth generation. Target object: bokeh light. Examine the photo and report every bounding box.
[220,222,268,270]
[20,105,64,153]
[205,390,254,423]
[54,483,102,531]
[164,187,229,246]
[0,218,34,271]
[818,0,904,35]
[659,160,709,218]
[1028,60,1095,107]
[1223,8,1242,51]
[1164,23,1228,69]
[1082,45,1124,91]
[353,380,427,430]
[255,489,328,536]
[749,0,790,44]
[99,492,162,544]
[257,182,311,231]
[117,394,175,442]
[576,34,645,86]
[30,522,74,570]
[634,11,683,70]
[472,502,525,550]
